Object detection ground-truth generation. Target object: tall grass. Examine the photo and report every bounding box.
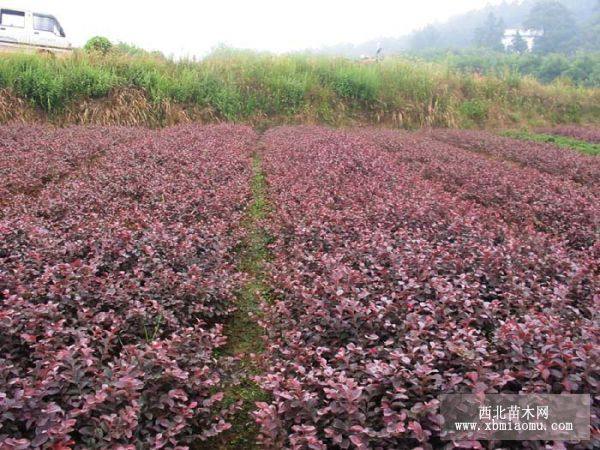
[0,48,598,127]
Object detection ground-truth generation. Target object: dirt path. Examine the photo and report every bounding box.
[196,149,272,449]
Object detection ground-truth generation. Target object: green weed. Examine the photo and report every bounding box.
[502,130,600,156]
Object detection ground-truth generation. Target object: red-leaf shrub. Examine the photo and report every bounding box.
[2,123,598,448]
[368,129,598,250]
[255,127,598,449]
[0,124,255,448]
[430,129,600,187]
[537,126,600,144]
[0,125,142,202]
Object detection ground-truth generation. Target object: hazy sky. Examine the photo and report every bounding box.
[8,1,504,57]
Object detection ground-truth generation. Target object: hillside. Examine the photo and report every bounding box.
[320,0,599,56]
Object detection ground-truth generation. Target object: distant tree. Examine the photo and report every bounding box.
[525,1,579,54]
[510,31,529,53]
[411,25,441,51]
[537,53,571,82]
[474,12,506,51]
[84,36,113,55]
[116,42,166,59]
[580,0,600,51]
[564,53,596,85]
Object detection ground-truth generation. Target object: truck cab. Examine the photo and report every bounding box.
[0,7,71,53]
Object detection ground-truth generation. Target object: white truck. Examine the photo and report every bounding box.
[0,6,72,54]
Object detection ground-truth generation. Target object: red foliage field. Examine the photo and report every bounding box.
[1,124,598,449]
[0,125,142,202]
[429,129,600,187]
[1,125,255,448]
[537,126,600,144]
[255,127,598,449]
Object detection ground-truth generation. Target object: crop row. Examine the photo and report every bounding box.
[430,129,600,187]
[538,126,600,144]
[255,127,598,449]
[0,125,255,448]
[367,129,599,251]
[0,125,143,203]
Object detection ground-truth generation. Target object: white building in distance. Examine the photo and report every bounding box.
[502,28,543,52]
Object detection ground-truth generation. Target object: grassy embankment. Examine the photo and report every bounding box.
[0,49,599,128]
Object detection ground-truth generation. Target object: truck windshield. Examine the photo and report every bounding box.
[33,14,66,37]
